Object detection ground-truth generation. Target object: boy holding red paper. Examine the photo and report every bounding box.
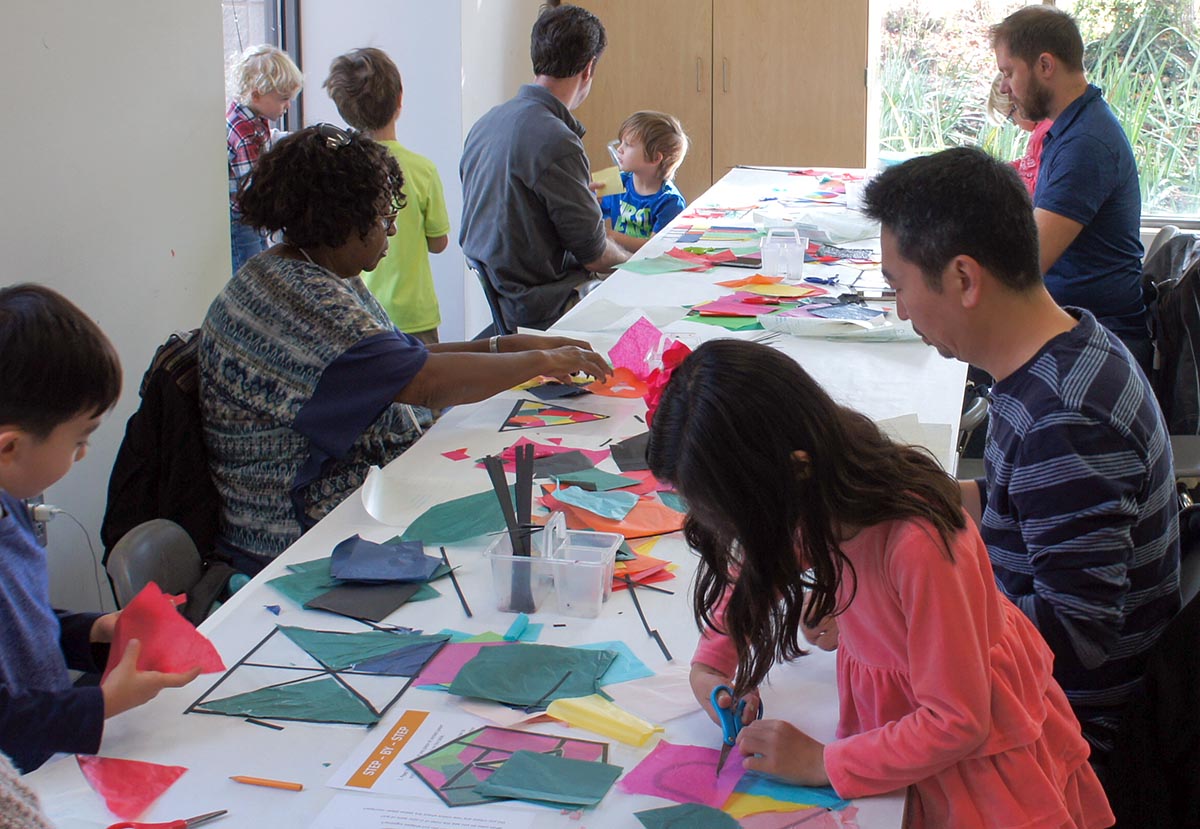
[0,285,206,772]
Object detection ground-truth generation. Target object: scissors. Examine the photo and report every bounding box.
[711,684,764,776]
[107,810,227,829]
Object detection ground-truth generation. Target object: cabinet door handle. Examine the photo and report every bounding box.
[696,58,703,92]
[722,58,729,92]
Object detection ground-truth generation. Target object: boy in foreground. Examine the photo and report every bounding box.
[0,284,199,772]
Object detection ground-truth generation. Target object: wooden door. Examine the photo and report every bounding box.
[574,0,714,202]
[713,0,868,176]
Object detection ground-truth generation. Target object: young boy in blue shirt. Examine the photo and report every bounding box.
[0,285,200,772]
[600,111,689,252]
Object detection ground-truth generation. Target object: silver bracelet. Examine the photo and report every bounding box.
[489,335,501,354]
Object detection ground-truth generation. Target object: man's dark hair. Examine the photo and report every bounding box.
[324,47,403,133]
[991,5,1084,73]
[862,147,1041,293]
[238,125,406,249]
[0,284,122,437]
[531,4,606,78]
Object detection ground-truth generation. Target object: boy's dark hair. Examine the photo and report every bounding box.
[647,339,963,697]
[620,111,690,181]
[531,4,606,78]
[0,284,122,438]
[238,125,406,249]
[991,5,1084,73]
[324,47,403,133]
[862,146,1041,293]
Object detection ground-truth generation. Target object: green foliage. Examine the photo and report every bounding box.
[879,1,1200,216]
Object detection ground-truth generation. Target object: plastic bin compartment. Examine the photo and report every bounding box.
[549,530,622,617]
[484,533,555,614]
[484,515,622,618]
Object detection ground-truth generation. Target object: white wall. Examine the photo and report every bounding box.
[300,0,546,341]
[301,0,471,340]
[0,2,230,610]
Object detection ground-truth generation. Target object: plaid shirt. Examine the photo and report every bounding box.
[227,101,270,210]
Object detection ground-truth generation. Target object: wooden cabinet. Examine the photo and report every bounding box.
[576,0,867,201]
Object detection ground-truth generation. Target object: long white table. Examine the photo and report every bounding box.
[30,168,965,828]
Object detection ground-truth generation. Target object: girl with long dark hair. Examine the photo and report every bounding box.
[647,340,1112,828]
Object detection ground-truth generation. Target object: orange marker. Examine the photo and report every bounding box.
[229,775,303,792]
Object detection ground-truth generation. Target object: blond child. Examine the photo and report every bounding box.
[600,111,688,252]
[324,47,450,343]
[227,44,302,275]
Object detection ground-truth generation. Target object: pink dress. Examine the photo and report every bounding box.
[1013,119,1052,197]
[692,518,1114,829]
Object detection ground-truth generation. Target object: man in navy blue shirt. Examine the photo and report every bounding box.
[991,6,1148,370]
[864,147,1179,774]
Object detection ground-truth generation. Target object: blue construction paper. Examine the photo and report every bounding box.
[580,640,655,685]
[331,535,442,583]
[553,486,638,521]
[734,773,851,810]
[636,803,740,828]
[350,639,447,675]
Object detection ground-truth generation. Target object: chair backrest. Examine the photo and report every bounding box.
[466,258,513,336]
[1147,251,1200,435]
[106,519,204,607]
[1145,224,1180,267]
[101,329,222,562]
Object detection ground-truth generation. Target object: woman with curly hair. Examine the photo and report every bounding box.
[647,339,1113,828]
[200,125,611,570]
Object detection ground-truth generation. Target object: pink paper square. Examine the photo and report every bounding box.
[412,640,514,686]
[618,740,744,808]
[608,316,665,379]
[442,448,471,461]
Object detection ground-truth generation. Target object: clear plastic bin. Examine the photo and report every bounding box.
[484,513,622,618]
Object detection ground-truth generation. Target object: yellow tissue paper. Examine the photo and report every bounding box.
[546,694,664,747]
[722,792,816,819]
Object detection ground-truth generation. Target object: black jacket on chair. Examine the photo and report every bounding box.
[101,329,220,565]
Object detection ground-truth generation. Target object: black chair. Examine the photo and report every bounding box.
[467,258,513,338]
[1107,589,1200,828]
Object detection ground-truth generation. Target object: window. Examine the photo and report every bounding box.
[877,0,1200,224]
[221,0,303,129]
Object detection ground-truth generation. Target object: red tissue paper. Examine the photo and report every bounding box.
[102,582,226,681]
[76,754,187,819]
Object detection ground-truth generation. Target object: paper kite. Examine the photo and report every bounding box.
[499,398,610,432]
[187,626,448,726]
[405,725,610,807]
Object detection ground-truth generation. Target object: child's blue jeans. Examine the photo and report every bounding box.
[230,211,267,275]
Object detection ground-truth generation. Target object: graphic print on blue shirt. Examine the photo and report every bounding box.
[601,172,686,239]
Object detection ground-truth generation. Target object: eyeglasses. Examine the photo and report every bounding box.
[315,122,352,148]
[379,211,398,232]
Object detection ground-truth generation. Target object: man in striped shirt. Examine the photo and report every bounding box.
[863,147,1180,773]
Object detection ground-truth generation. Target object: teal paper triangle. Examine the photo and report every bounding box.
[277,626,448,671]
[198,676,380,725]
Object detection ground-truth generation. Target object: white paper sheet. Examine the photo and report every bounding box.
[309,794,527,829]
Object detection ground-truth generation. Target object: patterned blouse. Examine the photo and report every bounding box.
[200,254,432,562]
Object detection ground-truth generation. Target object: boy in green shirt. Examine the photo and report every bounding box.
[324,48,450,343]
